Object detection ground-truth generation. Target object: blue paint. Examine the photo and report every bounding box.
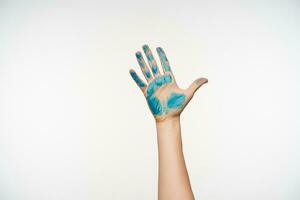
[147,95,162,115]
[147,91,185,116]
[155,76,163,86]
[146,74,173,96]
[156,47,163,53]
[145,70,151,78]
[142,44,150,53]
[157,47,171,71]
[167,92,186,109]
[164,74,172,83]
[130,70,146,87]
[136,52,145,68]
[135,51,142,59]
[152,65,158,74]
[146,81,156,96]
[139,60,146,68]
[147,54,154,61]
[143,44,159,74]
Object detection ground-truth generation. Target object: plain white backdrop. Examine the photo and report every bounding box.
[0,0,299,199]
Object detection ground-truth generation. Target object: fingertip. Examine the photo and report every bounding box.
[142,44,149,51]
[197,77,208,85]
[129,69,135,75]
[135,51,142,58]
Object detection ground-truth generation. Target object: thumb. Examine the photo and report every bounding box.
[186,77,208,97]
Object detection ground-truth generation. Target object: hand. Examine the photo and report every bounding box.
[129,44,208,122]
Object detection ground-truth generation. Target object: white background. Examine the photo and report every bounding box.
[0,0,299,199]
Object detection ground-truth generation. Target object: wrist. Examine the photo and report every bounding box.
[155,115,180,126]
[155,116,181,139]
[155,115,183,149]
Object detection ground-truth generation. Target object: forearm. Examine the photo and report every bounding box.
[156,116,194,200]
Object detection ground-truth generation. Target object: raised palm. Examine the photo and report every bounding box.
[130,44,208,122]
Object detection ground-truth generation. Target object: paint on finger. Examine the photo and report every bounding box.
[151,63,158,75]
[136,52,146,68]
[163,74,172,83]
[157,47,171,71]
[130,70,146,88]
[145,70,151,78]
[143,45,159,75]
[142,44,150,54]
[155,76,163,86]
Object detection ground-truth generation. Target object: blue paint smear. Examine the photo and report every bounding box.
[142,44,150,53]
[146,75,173,96]
[143,45,154,61]
[164,65,170,71]
[145,70,151,78]
[142,45,158,74]
[147,95,162,115]
[130,71,145,87]
[135,52,142,59]
[167,92,186,109]
[155,76,163,86]
[136,52,145,68]
[148,54,154,61]
[146,81,156,96]
[157,47,170,71]
[139,60,145,68]
[152,65,158,74]
[164,74,172,83]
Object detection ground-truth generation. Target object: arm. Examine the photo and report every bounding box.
[129,44,208,200]
[156,116,194,200]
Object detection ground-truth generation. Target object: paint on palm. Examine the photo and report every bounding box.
[167,92,186,109]
[146,74,186,116]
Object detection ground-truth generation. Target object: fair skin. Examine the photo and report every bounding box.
[129,44,208,200]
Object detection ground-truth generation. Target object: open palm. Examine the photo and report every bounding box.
[130,44,208,122]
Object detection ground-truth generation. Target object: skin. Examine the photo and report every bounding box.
[129,44,208,200]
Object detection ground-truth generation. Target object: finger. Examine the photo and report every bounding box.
[135,51,153,82]
[129,69,147,92]
[156,47,172,74]
[186,77,208,98]
[142,44,161,77]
